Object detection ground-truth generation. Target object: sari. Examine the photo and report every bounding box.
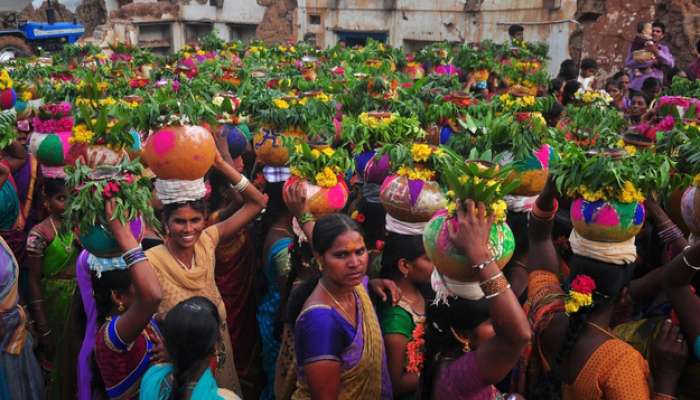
[257,236,292,400]
[139,364,240,400]
[145,226,242,397]
[0,236,44,400]
[0,163,25,267]
[210,210,262,399]
[292,283,392,399]
[380,300,425,400]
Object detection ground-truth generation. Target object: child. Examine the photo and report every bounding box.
[631,21,654,53]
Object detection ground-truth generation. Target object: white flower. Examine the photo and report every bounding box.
[212,96,224,107]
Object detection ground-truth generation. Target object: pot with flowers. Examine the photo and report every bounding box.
[64,159,157,257]
[66,105,131,168]
[423,148,518,282]
[378,143,449,223]
[29,101,74,169]
[281,141,352,217]
[0,69,16,110]
[551,143,672,242]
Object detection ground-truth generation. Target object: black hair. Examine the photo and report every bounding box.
[549,78,565,95]
[637,21,650,34]
[652,21,666,34]
[286,214,364,322]
[508,24,524,37]
[379,232,425,280]
[580,58,598,71]
[561,80,581,106]
[629,89,649,105]
[163,296,221,400]
[162,199,208,225]
[642,77,661,92]
[557,59,579,81]
[612,70,630,82]
[43,177,66,198]
[507,211,529,260]
[258,181,289,253]
[420,297,491,400]
[544,99,564,127]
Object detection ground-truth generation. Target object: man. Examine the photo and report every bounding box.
[686,39,700,81]
[625,21,675,91]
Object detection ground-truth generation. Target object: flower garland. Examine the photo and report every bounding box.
[567,181,645,204]
[396,166,436,181]
[574,89,613,106]
[565,274,596,314]
[69,123,95,144]
[313,167,339,188]
[0,69,12,90]
[359,112,397,128]
[31,116,74,133]
[405,322,425,374]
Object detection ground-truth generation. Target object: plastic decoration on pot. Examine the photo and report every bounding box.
[283,175,349,217]
[570,198,646,242]
[380,175,446,223]
[681,185,700,235]
[29,131,72,166]
[423,209,515,282]
[509,144,558,196]
[142,124,216,180]
[355,149,391,184]
[253,127,306,166]
[223,123,248,158]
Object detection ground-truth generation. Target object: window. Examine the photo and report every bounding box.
[309,14,321,25]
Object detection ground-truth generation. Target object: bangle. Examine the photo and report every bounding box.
[29,299,44,305]
[653,392,678,400]
[231,175,250,193]
[682,246,700,270]
[126,256,148,268]
[122,246,142,259]
[658,224,684,244]
[40,329,52,338]
[480,271,511,299]
[471,256,495,271]
[298,212,315,225]
[123,249,147,268]
[531,199,559,221]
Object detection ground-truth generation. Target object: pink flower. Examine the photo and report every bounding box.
[656,115,676,132]
[331,66,345,75]
[123,173,135,184]
[102,181,121,199]
[172,80,181,92]
[570,274,596,295]
[375,240,385,251]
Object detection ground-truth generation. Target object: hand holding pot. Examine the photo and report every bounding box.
[448,199,495,266]
[286,181,309,219]
[105,199,139,251]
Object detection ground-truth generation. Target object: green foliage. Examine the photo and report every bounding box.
[0,110,17,149]
[341,113,425,153]
[282,141,353,184]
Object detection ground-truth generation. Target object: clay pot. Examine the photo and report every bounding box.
[404,63,425,80]
[253,127,306,166]
[283,175,349,217]
[355,150,391,184]
[508,84,538,97]
[78,217,144,258]
[426,124,454,146]
[66,144,128,168]
[0,88,16,110]
[508,144,558,196]
[29,131,72,166]
[667,186,690,235]
[681,186,700,235]
[142,125,216,180]
[622,133,654,149]
[570,198,646,242]
[379,175,446,223]
[423,209,515,282]
[301,68,317,81]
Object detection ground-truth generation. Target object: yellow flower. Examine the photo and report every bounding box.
[69,124,95,144]
[290,167,302,177]
[458,175,469,185]
[617,181,645,204]
[616,139,625,148]
[446,190,455,198]
[316,92,331,102]
[315,167,338,188]
[273,99,290,109]
[99,97,116,107]
[623,145,637,155]
[693,173,700,188]
[294,144,303,153]
[359,112,396,128]
[397,166,435,181]
[411,144,432,162]
[434,148,445,158]
[521,96,536,107]
[298,97,308,106]
[565,291,593,314]
[311,149,321,159]
[0,69,12,90]
[96,82,109,92]
[577,185,606,202]
[196,50,206,56]
[490,200,507,223]
[321,147,335,157]
[75,97,94,107]
[20,91,32,101]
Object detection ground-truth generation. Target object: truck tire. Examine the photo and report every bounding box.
[0,35,32,58]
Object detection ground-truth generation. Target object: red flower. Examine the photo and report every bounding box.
[516,112,531,123]
[571,274,596,295]
[123,173,135,185]
[102,181,121,199]
[375,240,385,251]
[266,79,279,89]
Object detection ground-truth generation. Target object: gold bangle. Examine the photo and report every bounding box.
[479,272,510,299]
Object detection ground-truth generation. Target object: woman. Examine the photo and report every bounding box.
[209,126,262,399]
[140,296,240,400]
[287,212,393,399]
[379,233,432,400]
[626,90,650,125]
[420,200,531,399]
[145,139,268,395]
[0,140,28,265]
[258,181,294,400]
[0,235,44,399]
[88,199,164,399]
[518,179,688,399]
[24,177,79,393]
[606,79,627,112]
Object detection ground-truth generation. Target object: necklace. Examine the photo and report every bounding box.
[319,280,354,322]
[49,216,72,254]
[586,321,617,339]
[165,242,195,270]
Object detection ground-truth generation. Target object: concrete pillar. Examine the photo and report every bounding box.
[171,22,185,52]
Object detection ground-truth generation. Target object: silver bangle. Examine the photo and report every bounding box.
[231,175,250,193]
[471,256,495,271]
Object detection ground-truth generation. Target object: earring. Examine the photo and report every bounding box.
[117,302,125,312]
[450,327,471,353]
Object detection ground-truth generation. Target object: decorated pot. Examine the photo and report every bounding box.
[508,84,538,97]
[66,144,129,168]
[426,124,453,146]
[78,217,144,258]
[283,175,349,217]
[355,150,391,184]
[508,144,558,196]
[29,131,72,166]
[253,127,306,167]
[622,133,654,149]
[404,62,425,80]
[142,125,216,180]
[423,209,515,282]
[667,186,690,235]
[0,88,16,110]
[379,175,446,223]
[681,186,700,235]
[570,198,646,242]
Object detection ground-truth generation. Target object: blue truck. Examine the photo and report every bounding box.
[0,0,84,59]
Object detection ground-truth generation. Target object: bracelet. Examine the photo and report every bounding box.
[231,175,250,193]
[653,392,678,400]
[29,299,44,305]
[40,329,52,338]
[471,256,495,271]
[298,212,315,225]
[658,224,684,244]
[531,198,559,221]
[682,246,700,271]
[479,271,511,299]
[122,246,142,258]
[126,256,148,268]
[123,249,147,267]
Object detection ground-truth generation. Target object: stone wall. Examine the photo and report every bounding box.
[255,0,298,44]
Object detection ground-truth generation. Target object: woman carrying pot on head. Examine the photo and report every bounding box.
[420,200,531,400]
[85,199,164,400]
[140,296,241,400]
[516,179,688,399]
[146,135,268,396]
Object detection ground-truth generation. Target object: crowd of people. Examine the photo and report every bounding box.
[2,18,700,400]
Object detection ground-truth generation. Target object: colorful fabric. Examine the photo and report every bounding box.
[380,304,415,339]
[291,284,392,399]
[76,250,100,400]
[146,226,242,395]
[0,180,19,230]
[434,351,498,399]
[274,324,298,400]
[154,178,207,205]
[210,210,261,398]
[257,237,293,400]
[625,43,674,91]
[140,364,240,400]
[95,316,162,400]
[263,166,291,183]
